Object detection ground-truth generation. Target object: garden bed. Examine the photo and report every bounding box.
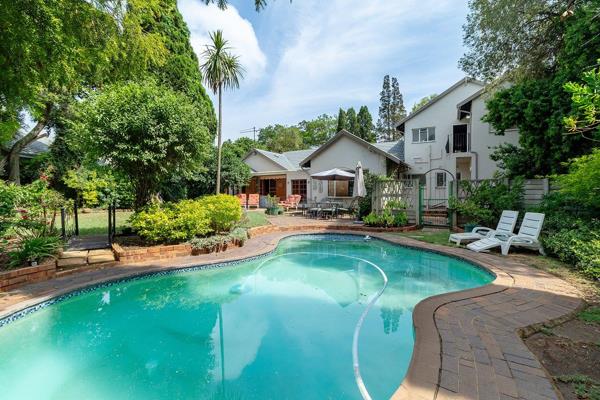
[0,260,56,292]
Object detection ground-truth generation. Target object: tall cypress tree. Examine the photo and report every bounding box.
[377,75,392,141]
[346,107,358,135]
[357,106,375,142]
[142,0,216,135]
[390,77,406,140]
[336,108,347,132]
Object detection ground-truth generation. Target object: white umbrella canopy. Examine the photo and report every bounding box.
[310,168,355,181]
[353,161,367,197]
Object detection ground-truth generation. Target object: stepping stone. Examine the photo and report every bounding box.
[60,250,88,259]
[87,250,116,264]
[57,257,87,267]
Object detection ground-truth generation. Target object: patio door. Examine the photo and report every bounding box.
[291,179,307,203]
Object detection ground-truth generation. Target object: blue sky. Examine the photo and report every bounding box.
[179,0,470,142]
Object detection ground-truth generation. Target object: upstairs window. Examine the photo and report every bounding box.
[411,127,435,143]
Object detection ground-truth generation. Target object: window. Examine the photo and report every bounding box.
[259,179,277,196]
[435,172,446,188]
[291,179,307,202]
[411,127,435,143]
[327,180,354,197]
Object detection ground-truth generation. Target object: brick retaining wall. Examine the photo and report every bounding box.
[0,261,56,292]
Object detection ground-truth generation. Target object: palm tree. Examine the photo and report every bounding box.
[200,30,245,194]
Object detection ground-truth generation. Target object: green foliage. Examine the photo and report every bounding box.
[363,200,408,227]
[298,114,337,147]
[198,194,243,233]
[188,227,248,252]
[358,173,393,217]
[257,124,303,153]
[460,0,573,81]
[555,149,600,209]
[564,60,600,137]
[63,166,133,209]
[0,179,71,239]
[377,75,406,141]
[346,107,358,135]
[336,108,347,132]
[450,178,523,226]
[482,4,600,177]
[74,80,212,209]
[356,106,375,142]
[578,307,600,324]
[410,94,437,113]
[542,222,600,280]
[129,200,212,243]
[8,236,62,268]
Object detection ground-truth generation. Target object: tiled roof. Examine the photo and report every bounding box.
[373,139,404,161]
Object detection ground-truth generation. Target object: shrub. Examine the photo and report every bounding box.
[229,227,249,245]
[542,222,600,280]
[130,200,212,243]
[8,236,62,268]
[450,177,523,226]
[198,194,242,233]
[363,209,407,227]
[393,211,408,227]
[189,234,229,252]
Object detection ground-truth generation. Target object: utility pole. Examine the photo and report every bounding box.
[240,127,259,142]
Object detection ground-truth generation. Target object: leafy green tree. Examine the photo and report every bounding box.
[336,108,347,132]
[298,114,336,146]
[555,149,600,209]
[411,94,437,113]
[564,60,600,139]
[200,30,245,194]
[257,124,303,153]
[390,77,406,139]
[346,107,358,135]
[459,0,578,81]
[0,0,168,183]
[205,0,269,11]
[357,106,375,142]
[74,80,212,209]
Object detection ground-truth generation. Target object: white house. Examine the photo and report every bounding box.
[396,77,520,200]
[242,78,519,208]
[242,130,408,204]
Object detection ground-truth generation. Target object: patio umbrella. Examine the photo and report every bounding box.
[353,161,367,197]
[310,168,355,181]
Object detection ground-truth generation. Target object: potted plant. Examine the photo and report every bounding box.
[265,195,281,215]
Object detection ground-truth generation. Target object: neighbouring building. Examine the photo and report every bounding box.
[242,130,409,204]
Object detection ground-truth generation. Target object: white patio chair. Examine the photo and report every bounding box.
[467,212,546,256]
[449,210,519,246]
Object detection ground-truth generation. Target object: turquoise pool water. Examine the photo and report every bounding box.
[0,235,493,400]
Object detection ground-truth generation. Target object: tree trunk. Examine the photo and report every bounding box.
[8,103,52,184]
[215,83,223,194]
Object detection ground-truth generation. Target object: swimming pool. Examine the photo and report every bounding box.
[0,234,494,400]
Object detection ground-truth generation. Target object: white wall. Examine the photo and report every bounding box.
[244,152,285,172]
[403,81,520,194]
[469,94,520,179]
[305,135,388,202]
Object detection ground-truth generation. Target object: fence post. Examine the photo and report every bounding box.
[418,185,424,226]
[107,204,112,245]
[74,202,79,236]
[60,208,66,239]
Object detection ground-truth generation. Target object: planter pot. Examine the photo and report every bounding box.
[464,223,478,233]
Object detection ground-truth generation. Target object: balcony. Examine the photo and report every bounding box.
[453,131,469,153]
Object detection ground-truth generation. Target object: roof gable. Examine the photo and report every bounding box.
[299,130,408,168]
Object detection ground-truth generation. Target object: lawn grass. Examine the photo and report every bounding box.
[394,229,452,246]
[578,307,600,324]
[77,210,133,236]
[240,210,270,228]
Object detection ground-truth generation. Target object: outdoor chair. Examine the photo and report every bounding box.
[467,212,546,256]
[247,194,260,209]
[236,193,247,209]
[449,210,519,246]
[279,195,301,211]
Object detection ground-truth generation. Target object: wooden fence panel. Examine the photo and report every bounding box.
[372,179,419,223]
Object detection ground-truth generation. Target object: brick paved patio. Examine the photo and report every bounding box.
[0,225,583,400]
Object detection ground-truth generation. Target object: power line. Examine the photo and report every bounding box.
[240,127,260,142]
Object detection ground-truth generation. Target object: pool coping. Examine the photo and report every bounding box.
[0,229,583,400]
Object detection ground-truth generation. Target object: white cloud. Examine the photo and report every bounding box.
[178,0,267,84]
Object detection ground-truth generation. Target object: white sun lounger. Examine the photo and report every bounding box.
[449,210,519,246]
[467,212,546,256]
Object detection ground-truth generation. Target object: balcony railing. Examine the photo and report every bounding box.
[452,131,469,153]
